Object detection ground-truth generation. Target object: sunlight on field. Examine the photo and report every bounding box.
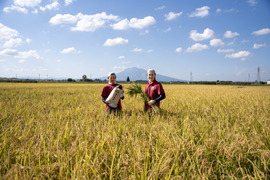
[0,83,270,179]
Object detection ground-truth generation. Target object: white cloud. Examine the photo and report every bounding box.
[49,14,78,25]
[14,0,42,7]
[16,50,40,59]
[50,13,155,32]
[227,41,235,46]
[223,8,238,13]
[72,12,119,32]
[26,38,31,44]
[147,49,153,53]
[217,49,235,53]
[104,37,128,46]
[0,23,20,41]
[165,11,183,21]
[0,49,18,56]
[18,59,25,63]
[3,38,23,48]
[224,30,240,38]
[4,0,43,14]
[186,43,208,53]
[50,12,119,32]
[113,66,126,70]
[176,47,182,52]
[210,39,224,47]
[164,27,171,32]
[247,0,257,6]
[253,43,266,49]
[225,51,251,60]
[118,56,125,59]
[252,28,270,36]
[65,0,74,6]
[3,5,28,14]
[132,48,143,52]
[189,6,210,18]
[61,47,77,54]
[111,19,129,30]
[139,30,149,35]
[40,1,59,11]
[190,28,215,41]
[155,6,166,10]
[216,8,238,13]
[32,9,38,14]
[0,48,40,59]
[111,16,156,30]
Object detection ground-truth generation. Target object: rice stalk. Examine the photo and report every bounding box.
[126,83,159,112]
[126,83,150,103]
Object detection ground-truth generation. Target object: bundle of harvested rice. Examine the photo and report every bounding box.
[126,83,149,103]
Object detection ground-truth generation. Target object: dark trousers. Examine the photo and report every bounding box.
[107,109,122,115]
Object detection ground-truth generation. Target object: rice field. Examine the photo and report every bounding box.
[0,82,270,179]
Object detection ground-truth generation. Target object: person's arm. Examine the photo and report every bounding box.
[102,96,108,104]
[119,85,124,100]
[120,93,124,100]
[101,86,108,104]
[103,96,118,108]
[154,93,166,102]
[148,93,165,105]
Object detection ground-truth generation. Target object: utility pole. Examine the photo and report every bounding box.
[256,66,261,84]
[190,72,193,84]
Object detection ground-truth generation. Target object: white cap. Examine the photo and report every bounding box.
[108,72,116,78]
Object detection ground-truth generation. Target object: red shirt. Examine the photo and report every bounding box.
[144,79,165,110]
[101,83,123,110]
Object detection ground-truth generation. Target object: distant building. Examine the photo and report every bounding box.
[267,80,270,85]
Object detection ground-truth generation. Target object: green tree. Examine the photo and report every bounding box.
[126,76,130,82]
[82,75,87,81]
[67,78,73,82]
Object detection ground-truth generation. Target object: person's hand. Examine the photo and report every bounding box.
[109,103,117,108]
[148,100,156,106]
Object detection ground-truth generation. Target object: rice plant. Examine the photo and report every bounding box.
[0,83,269,179]
[126,83,150,103]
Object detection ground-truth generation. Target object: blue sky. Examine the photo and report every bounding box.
[0,0,270,81]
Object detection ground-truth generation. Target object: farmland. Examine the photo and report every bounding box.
[0,83,270,179]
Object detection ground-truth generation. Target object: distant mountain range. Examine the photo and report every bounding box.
[99,67,185,82]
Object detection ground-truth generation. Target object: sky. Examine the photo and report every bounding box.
[0,0,270,81]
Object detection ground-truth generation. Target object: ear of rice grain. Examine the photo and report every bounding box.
[127,83,150,103]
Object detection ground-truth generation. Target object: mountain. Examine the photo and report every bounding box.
[99,67,185,82]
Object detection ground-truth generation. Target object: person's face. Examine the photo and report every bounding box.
[147,72,156,82]
[108,75,116,84]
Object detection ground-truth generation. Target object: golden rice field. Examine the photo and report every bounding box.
[0,82,270,179]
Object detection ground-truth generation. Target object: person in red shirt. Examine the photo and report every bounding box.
[144,69,166,112]
[101,72,124,114]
